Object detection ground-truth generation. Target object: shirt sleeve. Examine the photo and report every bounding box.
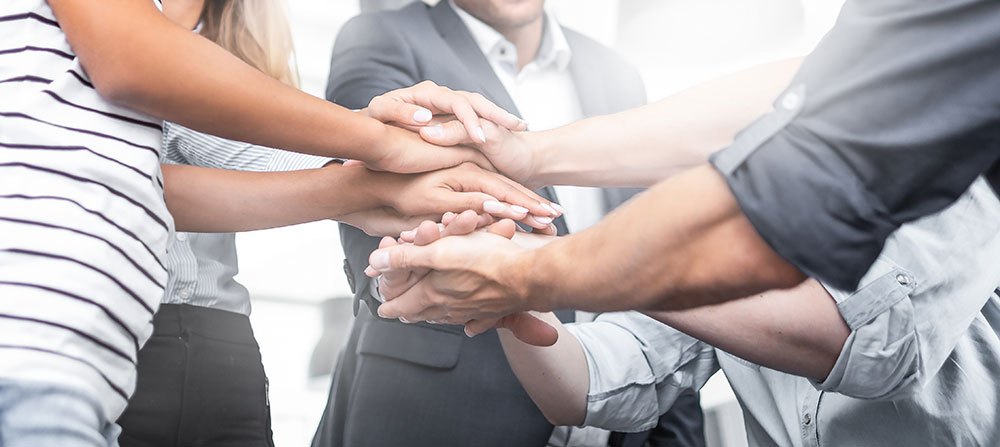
[709,0,1000,291]
[162,122,333,172]
[564,312,718,432]
[814,177,1000,400]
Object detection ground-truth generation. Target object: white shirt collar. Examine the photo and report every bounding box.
[449,0,572,73]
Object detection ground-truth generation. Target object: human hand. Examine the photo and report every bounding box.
[416,117,542,190]
[365,162,560,232]
[364,80,527,141]
[372,210,559,346]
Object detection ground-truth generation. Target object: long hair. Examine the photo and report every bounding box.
[199,0,300,87]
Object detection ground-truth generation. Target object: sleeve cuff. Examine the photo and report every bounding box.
[266,149,334,172]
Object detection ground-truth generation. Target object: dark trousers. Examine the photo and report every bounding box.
[117,304,273,447]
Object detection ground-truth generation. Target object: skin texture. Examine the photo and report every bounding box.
[368,59,808,335]
[47,0,527,173]
[392,215,847,426]
[50,0,560,235]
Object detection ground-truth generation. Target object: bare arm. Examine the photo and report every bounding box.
[163,163,550,233]
[47,0,519,172]
[528,58,802,187]
[498,282,848,427]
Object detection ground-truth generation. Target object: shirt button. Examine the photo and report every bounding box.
[176,233,187,242]
[896,273,911,286]
[803,413,812,425]
[781,91,802,110]
[178,287,193,299]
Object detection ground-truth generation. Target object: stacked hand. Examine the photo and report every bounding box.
[345,81,555,236]
[366,210,561,347]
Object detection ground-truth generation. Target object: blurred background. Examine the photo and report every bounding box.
[240,0,846,445]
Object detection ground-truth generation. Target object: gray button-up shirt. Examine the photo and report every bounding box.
[566,176,1000,446]
[709,0,1000,291]
[161,123,331,315]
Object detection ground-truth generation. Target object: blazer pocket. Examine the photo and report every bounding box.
[356,318,465,369]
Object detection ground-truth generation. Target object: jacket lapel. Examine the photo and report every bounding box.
[428,1,521,118]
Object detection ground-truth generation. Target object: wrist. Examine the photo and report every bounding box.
[505,246,560,312]
[523,130,556,189]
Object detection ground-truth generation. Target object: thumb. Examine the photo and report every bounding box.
[368,243,438,273]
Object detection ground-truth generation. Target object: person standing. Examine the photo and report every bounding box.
[314,1,704,446]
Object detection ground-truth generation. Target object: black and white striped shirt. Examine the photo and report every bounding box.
[0,0,172,420]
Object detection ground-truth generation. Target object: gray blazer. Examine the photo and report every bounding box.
[313,2,698,446]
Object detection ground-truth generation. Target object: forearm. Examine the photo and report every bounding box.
[528,58,802,187]
[51,0,386,161]
[163,164,380,232]
[518,164,806,312]
[497,312,589,426]
[648,280,849,381]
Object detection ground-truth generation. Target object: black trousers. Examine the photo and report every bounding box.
[117,304,273,447]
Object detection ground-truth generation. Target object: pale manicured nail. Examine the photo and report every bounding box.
[424,124,444,138]
[364,266,377,277]
[475,127,486,143]
[413,108,432,123]
[551,203,567,214]
[540,203,557,215]
[508,113,521,123]
[377,306,388,318]
[370,251,390,270]
[437,223,446,233]
[399,316,411,324]
[533,216,553,225]
[400,230,415,239]
[483,200,507,214]
[510,205,529,215]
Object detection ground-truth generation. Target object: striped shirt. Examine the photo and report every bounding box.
[161,123,330,315]
[0,0,172,420]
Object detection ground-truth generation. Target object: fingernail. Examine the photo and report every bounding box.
[508,112,521,123]
[400,230,415,239]
[540,203,557,216]
[424,125,444,138]
[370,251,390,270]
[483,200,507,214]
[551,203,567,214]
[475,127,486,143]
[464,327,476,337]
[510,205,529,215]
[532,216,553,225]
[413,108,432,123]
[377,306,388,318]
[399,316,411,324]
[364,266,377,277]
[437,223,446,233]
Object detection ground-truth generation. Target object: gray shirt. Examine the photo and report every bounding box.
[160,123,330,315]
[566,176,1000,446]
[709,0,1000,291]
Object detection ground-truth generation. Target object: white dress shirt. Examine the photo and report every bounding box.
[451,3,610,445]
[451,0,605,234]
[565,177,1000,446]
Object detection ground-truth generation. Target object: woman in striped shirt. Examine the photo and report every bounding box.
[0,1,556,446]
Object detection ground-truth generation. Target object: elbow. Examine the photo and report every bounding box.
[542,407,586,427]
[90,66,147,108]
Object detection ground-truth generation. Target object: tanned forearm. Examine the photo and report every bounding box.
[526,58,802,187]
[50,0,386,161]
[516,165,806,313]
[163,164,379,232]
[649,279,849,381]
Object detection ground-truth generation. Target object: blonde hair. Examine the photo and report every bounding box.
[200,0,300,88]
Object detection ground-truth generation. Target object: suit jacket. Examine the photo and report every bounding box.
[313,2,699,446]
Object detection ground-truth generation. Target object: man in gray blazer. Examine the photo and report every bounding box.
[313,1,704,446]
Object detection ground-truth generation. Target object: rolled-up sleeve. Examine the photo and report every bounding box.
[815,177,1000,400]
[709,0,1000,291]
[565,312,718,432]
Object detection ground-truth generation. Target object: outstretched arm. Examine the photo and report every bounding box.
[48,0,523,173]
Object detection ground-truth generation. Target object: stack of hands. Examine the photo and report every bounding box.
[348,81,565,345]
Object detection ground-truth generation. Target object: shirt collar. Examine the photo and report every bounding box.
[449,0,572,73]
